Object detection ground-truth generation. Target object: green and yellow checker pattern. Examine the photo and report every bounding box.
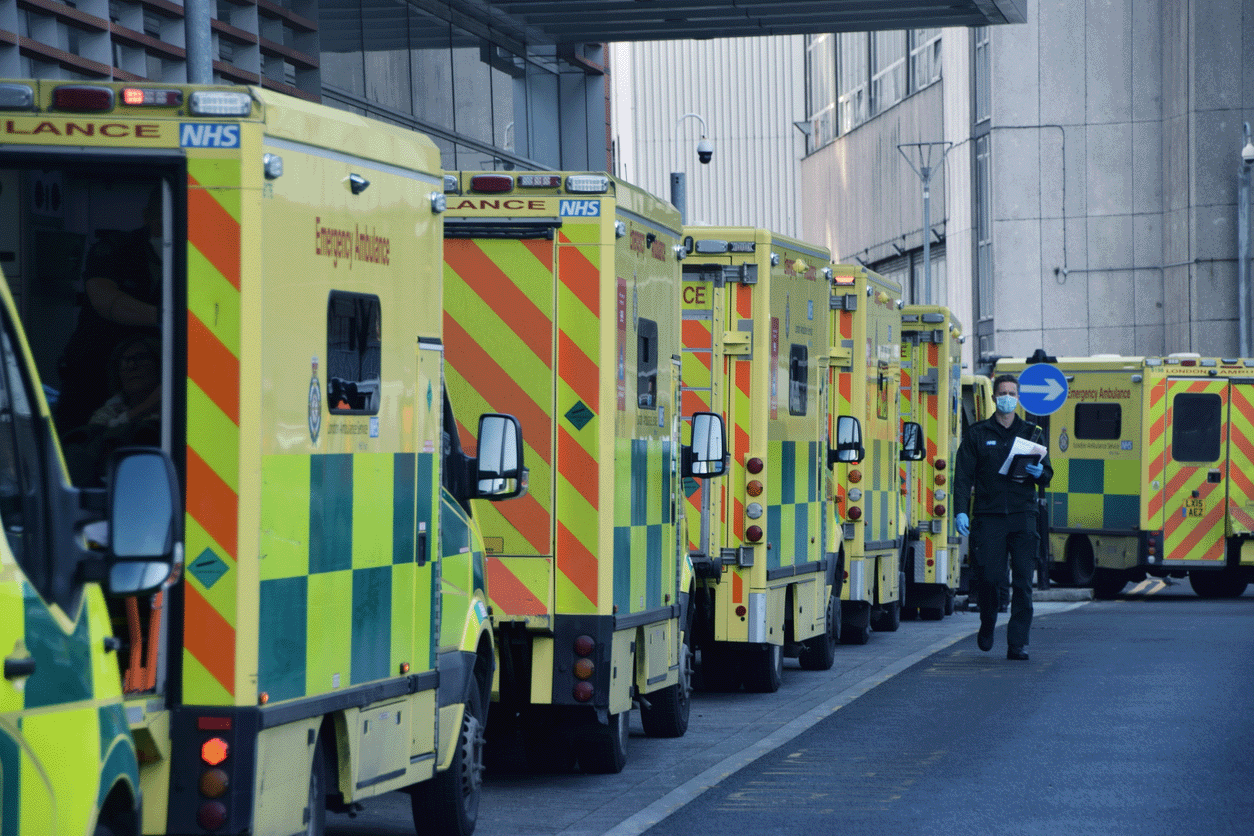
[1047,455,1141,531]
[0,574,138,836]
[613,438,674,614]
[257,452,438,702]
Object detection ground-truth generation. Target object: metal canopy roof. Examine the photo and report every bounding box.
[448,1,1027,46]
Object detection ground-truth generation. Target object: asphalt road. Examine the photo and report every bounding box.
[327,580,1253,836]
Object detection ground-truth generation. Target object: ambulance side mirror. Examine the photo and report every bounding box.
[683,412,727,478]
[899,421,925,461]
[474,413,528,500]
[106,447,182,596]
[828,416,864,465]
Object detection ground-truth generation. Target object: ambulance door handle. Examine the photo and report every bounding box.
[417,530,428,566]
[4,656,35,679]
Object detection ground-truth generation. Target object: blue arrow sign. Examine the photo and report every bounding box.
[1016,363,1068,416]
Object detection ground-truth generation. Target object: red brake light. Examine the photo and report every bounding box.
[53,85,113,111]
[745,525,763,542]
[201,737,229,766]
[573,635,595,656]
[746,457,764,474]
[470,174,513,193]
[847,507,862,521]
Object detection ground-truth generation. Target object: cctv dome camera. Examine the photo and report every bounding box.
[697,137,713,164]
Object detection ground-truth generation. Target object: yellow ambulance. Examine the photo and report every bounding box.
[679,227,840,690]
[899,305,966,619]
[442,172,726,773]
[0,79,525,836]
[827,264,921,643]
[997,353,1254,599]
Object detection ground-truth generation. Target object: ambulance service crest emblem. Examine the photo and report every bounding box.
[309,357,322,444]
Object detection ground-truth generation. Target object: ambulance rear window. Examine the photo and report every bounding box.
[1074,403,1121,440]
[789,345,808,416]
[327,291,382,415]
[1171,393,1221,462]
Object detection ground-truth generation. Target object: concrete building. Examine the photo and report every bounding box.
[615,2,1254,371]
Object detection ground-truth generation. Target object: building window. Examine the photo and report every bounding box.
[837,31,868,134]
[975,134,992,320]
[910,28,941,92]
[805,34,836,152]
[870,30,905,115]
[327,291,382,415]
[911,251,946,307]
[974,26,991,124]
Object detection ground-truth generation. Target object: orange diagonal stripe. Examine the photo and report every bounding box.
[558,329,598,414]
[186,446,238,562]
[445,240,553,366]
[556,522,597,605]
[486,559,548,616]
[188,312,239,425]
[557,244,599,315]
[186,174,240,291]
[445,314,552,464]
[683,319,712,349]
[183,582,235,696]
[558,426,597,510]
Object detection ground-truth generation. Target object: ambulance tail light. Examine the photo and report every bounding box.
[198,734,231,830]
[746,457,764,474]
[0,83,34,110]
[934,458,946,470]
[745,525,764,542]
[572,635,596,702]
[470,174,513,193]
[933,504,947,516]
[189,90,252,117]
[121,87,183,107]
[846,507,862,521]
[565,174,610,193]
[53,85,113,111]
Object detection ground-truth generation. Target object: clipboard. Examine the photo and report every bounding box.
[1007,453,1042,482]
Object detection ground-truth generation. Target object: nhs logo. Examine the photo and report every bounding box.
[180,123,241,148]
[560,200,600,217]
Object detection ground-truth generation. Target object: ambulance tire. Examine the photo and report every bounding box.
[1189,569,1249,599]
[523,728,577,774]
[900,605,920,621]
[741,642,783,693]
[576,709,629,774]
[870,599,901,632]
[840,603,871,645]
[798,595,839,671]
[944,588,956,615]
[1092,568,1128,600]
[413,685,486,836]
[1065,537,1096,588]
[640,629,693,737]
[305,731,328,836]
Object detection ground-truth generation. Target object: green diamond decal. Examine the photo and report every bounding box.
[565,400,595,430]
[189,548,229,589]
[683,476,702,498]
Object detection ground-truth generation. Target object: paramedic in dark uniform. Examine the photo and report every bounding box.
[952,373,1052,661]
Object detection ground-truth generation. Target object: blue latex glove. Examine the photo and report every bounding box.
[1024,462,1044,479]
[955,512,970,536]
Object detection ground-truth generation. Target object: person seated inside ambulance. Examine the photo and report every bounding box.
[62,335,162,487]
[55,186,163,434]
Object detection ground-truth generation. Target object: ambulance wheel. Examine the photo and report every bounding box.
[841,604,871,645]
[640,629,692,737]
[741,642,783,693]
[919,605,944,621]
[1065,537,1096,587]
[900,605,919,621]
[524,728,577,773]
[870,600,901,632]
[304,732,328,836]
[944,588,956,615]
[413,685,485,836]
[576,709,629,774]
[1190,569,1248,599]
[798,595,839,671]
[1092,568,1127,600]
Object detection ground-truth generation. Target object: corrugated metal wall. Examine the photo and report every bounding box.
[610,37,806,236]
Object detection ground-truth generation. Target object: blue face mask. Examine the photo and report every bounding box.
[995,394,1018,414]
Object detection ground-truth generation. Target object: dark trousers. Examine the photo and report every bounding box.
[970,514,1036,648]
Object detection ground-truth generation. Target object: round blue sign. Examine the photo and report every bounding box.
[1016,364,1068,416]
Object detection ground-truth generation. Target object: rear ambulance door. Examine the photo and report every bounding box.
[1161,379,1228,566]
[679,263,725,558]
[1223,381,1254,538]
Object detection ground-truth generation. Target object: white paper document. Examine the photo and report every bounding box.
[998,436,1048,478]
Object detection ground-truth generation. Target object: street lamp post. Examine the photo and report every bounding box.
[898,141,953,305]
[1239,123,1254,357]
[671,113,711,225]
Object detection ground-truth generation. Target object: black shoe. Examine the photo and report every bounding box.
[977,623,994,652]
[1007,646,1029,661]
